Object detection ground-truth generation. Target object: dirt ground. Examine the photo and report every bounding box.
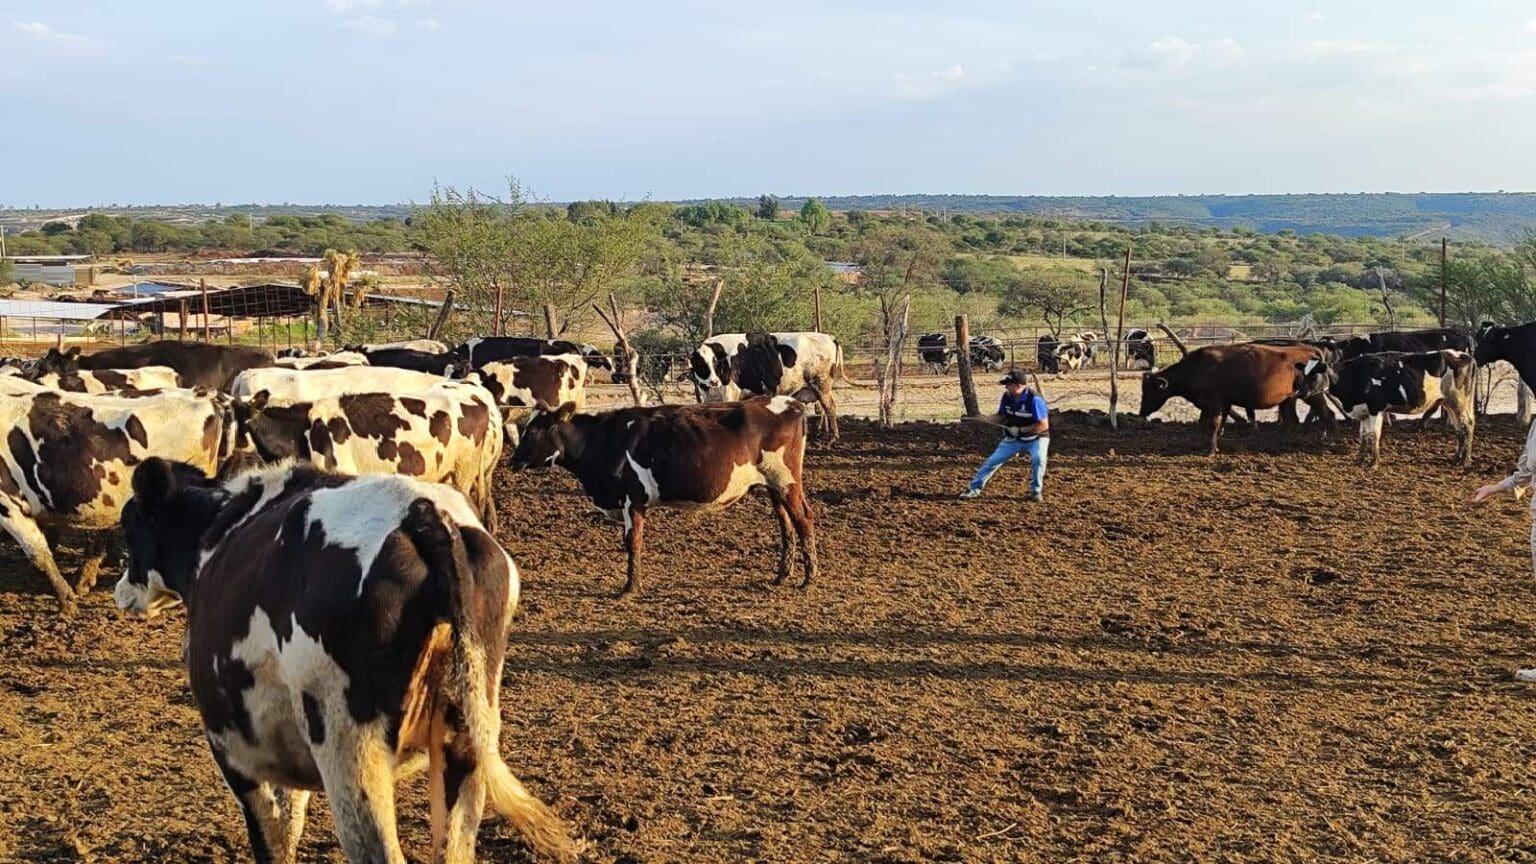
[4,413,1536,863]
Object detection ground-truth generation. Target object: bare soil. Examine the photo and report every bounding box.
[3,414,1536,863]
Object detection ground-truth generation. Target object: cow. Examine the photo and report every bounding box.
[1125,328,1156,370]
[23,355,181,394]
[689,331,843,440]
[232,381,503,530]
[1036,335,1060,374]
[49,342,272,390]
[1474,322,1536,392]
[231,365,451,406]
[1139,343,1336,454]
[273,351,369,370]
[509,396,817,596]
[113,459,574,864]
[1070,331,1100,366]
[352,347,460,376]
[344,338,451,355]
[1327,350,1476,466]
[1054,337,1087,374]
[1250,337,1346,365]
[450,337,613,374]
[0,388,235,613]
[917,333,953,374]
[469,354,589,412]
[969,335,1005,372]
[1341,328,1474,360]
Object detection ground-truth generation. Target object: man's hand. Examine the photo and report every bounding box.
[1469,483,1503,505]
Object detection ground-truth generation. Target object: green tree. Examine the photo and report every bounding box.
[999,268,1099,334]
[799,198,830,234]
[756,194,780,221]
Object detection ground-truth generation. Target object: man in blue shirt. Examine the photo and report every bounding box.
[959,370,1049,501]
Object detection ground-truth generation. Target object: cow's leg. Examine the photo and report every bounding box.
[783,484,818,587]
[428,707,486,864]
[73,532,108,597]
[276,789,310,864]
[479,488,499,535]
[1359,413,1385,466]
[0,499,75,614]
[767,490,795,585]
[1278,398,1300,429]
[313,719,406,864]
[816,385,840,442]
[210,743,295,864]
[1199,407,1224,455]
[620,503,646,596]
[1419,399,1444,431]
[1443,387,1475,465]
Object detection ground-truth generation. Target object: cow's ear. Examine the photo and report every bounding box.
[67,347,81,360]
[132,458,179,513]
[555,401,579,421]
[244,391,270,415]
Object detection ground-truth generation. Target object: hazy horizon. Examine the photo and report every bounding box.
[4,1,1535,207]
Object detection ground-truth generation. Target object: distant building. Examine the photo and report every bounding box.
[10,255,91,286]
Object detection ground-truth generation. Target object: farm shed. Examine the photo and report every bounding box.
[9,255,91,287]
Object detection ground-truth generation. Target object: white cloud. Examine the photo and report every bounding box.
[418,18,442,31]
[324,0,382,11]
[11,20,96,48]
[1525,18,1536,34]
[893,63,966,99]
[1302,11,1325,28]
[344,15,397,36]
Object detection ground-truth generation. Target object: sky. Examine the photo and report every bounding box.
[2,0,1536,206]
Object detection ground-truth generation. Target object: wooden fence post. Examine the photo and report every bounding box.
[1098,267,1117,430]
[814,283,823,333]
[428,291,455,341]
[955,314,979,417]
[594,293,644,406]
[879,296,912,426]
[704,278,724,338]
[178,299,187,341]
[1111,248,1130,422]
[201,279,211,342]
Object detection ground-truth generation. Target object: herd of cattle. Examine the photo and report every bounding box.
[917,328,1158,376]
[7,319,1536,862]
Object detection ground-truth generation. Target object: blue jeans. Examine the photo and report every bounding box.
[968,437,1049,494]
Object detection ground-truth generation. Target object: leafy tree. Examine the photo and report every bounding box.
[756,194,780,221]
[0,257,13,285]
[799,198,830,234]
[1163,256,1203,278]
[999,268,1099,334]
[40,221,72,236]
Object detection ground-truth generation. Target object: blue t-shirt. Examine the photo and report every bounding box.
[999,390,1048,436]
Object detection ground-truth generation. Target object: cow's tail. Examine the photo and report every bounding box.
[832,338,851,386]
[405,500,575,863]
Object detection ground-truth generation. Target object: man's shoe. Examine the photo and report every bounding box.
[1026,491,1044,503]
[958,489,982,500]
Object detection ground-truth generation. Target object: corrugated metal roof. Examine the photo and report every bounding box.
[0,300,121,320]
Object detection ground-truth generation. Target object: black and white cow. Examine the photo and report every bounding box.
[233,380,504,530]
[0,388,235,613]
[26,349,181,393]
[1125,328,1156,370]
[1327,350,1476,466]
[689,331,843,439]
[1340,328,1474,360]
[917,333,954,374]
[273,351,368,370]
[353,347,460,376]
[53,342,272,390]
[1069,331,1100,367]
[231,365,451,405]
[344,338,451,355]
[469,354,589,411]
[114,460,574,864]
[1475,322,1536,392]
[968,335,1006,372]
[509,396,818,596]
[1036,335,1060,374]
[450,337,612,374]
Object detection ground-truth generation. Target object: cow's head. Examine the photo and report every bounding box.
[1340,336,1375,360]
[1474,323,1514,366]
[689,343,735,401]
[1139,372,1172,417]
[508,401,578,471]
[31,347,82,379]
[578,344,613,372]
[1294,358,1335,402]
[115,458,226,618]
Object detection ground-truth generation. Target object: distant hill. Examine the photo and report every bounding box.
[5,193,1535,244]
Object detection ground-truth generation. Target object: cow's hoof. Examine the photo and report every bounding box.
[55,598,78,618]
[771,572,789,586]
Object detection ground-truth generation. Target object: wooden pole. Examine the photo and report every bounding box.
[201,279,211,342]
[178,299,187,341]
[814,283,823,333]
[704,278,724,338]
[542,302,558,339]
[1112,250,1132,424]
[879,296,912,426]
[955,314,979,417]
[494,282,505,337]
[428,291,455,341]
[593,293,643,406]
[1439,237,1448,327]
[1098,267,1117,430]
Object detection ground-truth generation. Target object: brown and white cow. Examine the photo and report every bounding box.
[114,459,574,864]
[0,388,235,612]
[509,395,817,595]
[233,380,504,530]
